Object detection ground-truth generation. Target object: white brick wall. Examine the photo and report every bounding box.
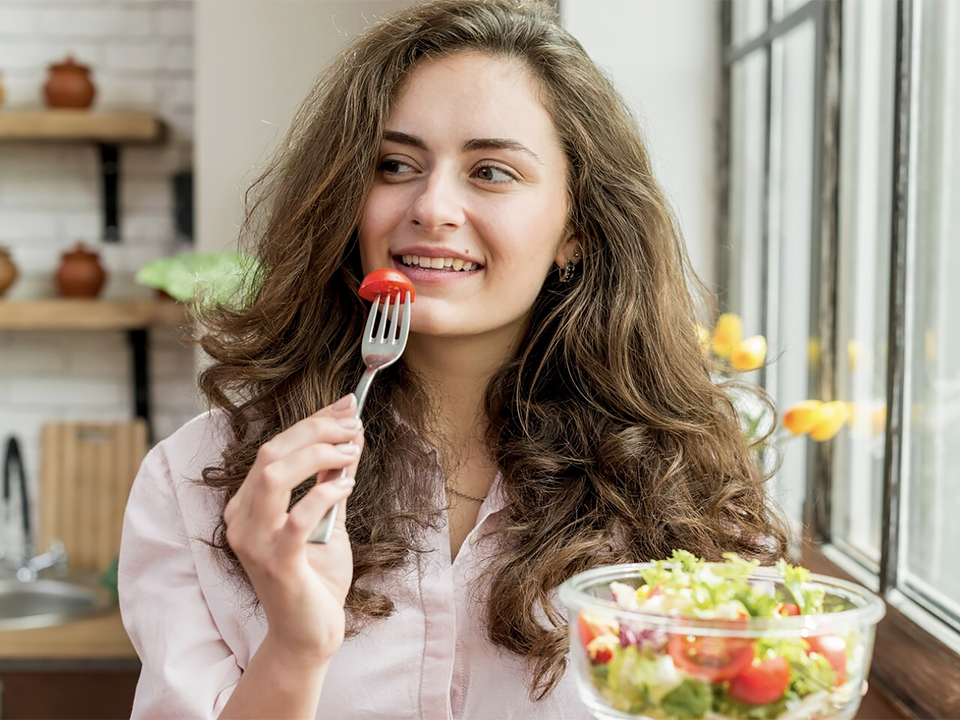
[0,0,199,562]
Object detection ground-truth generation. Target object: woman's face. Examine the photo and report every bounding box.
[358,52,573,345]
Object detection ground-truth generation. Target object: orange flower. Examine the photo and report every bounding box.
[712,313,742,358]
[809,401,851,441]
[783,400,825,435]
[730,335,767,371]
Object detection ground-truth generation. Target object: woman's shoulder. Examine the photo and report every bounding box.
[143,409,231,491]
[127,410,232,538]
[158,407,231,450]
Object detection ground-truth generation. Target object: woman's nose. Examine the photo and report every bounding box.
[406,171,465,232]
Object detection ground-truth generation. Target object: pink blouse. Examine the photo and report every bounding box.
[119,412,592,719]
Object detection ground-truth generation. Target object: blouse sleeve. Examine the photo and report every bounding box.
[119,442,242,719]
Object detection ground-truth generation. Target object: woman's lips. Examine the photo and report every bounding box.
[392,257,481,283]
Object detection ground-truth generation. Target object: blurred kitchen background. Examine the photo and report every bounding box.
[0,0,957,718]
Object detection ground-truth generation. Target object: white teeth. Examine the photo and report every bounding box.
[398,255,479,271]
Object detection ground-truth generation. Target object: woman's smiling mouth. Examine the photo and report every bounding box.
[397,254,482,272]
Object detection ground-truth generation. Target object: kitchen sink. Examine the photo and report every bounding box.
[0,577,115,631]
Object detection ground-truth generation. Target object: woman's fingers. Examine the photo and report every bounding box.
[248,437,361,525]
[252,394,357,467]
[282,476,356,547]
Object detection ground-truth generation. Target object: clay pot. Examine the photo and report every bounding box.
[43,56,96,109]
[56,242,106,298]
[0,247,18,297]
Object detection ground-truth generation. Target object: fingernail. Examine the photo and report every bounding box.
[335,442,360,455]
[336,417,361,430]
[331,394,355,411]
[334,476,356,489]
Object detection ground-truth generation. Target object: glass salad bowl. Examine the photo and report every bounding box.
[558,553,885,720]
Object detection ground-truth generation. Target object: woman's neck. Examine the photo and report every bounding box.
[404,332,513,448]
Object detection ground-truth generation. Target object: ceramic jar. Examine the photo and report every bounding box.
[55,242,106,298]
[0,247,18,297]
[43,56,96,109]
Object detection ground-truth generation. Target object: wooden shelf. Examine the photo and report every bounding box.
[0,110,164,144]
[0,299,187,331]
[0,610,137,660]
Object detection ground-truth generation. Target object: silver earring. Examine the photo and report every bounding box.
[561,259,575,282]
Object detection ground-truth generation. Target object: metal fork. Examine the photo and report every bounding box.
[308,290,412,543]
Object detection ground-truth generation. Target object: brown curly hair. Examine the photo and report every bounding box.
[196,0,789,701]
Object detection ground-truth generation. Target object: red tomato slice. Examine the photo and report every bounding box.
[667,633,756,683]
[728,655,791,705]
[806,634,847,685]
[577,611,619,647]
[359,269,415,303]
[776,602,801,616]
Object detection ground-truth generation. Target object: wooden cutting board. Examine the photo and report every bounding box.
[38,421,148,574]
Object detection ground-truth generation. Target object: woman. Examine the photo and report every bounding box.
[119,1,789,718]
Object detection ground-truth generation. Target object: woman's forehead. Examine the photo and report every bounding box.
[384,52,561,153]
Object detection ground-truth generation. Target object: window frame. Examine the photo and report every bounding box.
[718,1,960,717]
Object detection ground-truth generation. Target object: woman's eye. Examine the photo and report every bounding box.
[377,158,416,177]
[473,165,517,183]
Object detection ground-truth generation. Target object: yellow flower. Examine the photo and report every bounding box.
[848,340,858,372]
[695,324,711,356]
[808,338,821,366]
[730,335,767,371]
[809,401,851,441]
[712,313,742,358]
[783,400,825,435]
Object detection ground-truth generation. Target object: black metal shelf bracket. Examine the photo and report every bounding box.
[127,329,152,442]
[99,143,120,243]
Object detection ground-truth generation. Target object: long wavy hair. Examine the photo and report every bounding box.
[197,0,789,701]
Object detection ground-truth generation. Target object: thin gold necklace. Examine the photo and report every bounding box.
[444,482,486,502]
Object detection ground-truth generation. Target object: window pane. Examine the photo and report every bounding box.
[726,51,768,337]
[766,20,817,527]
[901,0,960,618]
[772,0,812,22]
[732,0,768,47]
[831,0,896,567]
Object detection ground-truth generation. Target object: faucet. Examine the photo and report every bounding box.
[2,436,68,581]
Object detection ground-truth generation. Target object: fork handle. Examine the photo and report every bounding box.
[307,367,379,544]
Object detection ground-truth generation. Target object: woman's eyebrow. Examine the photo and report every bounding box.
[382,130,543,165]
[462,138,543,165]
[383,129,427,150]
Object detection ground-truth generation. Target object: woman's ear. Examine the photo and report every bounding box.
[554,239,582,271]
[554,240,582,283]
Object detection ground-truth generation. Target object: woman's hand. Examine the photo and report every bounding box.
[224,394,363,665]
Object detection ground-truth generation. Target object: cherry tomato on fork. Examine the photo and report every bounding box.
[359,269,416,302]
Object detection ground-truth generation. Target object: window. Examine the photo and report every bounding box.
[719,1,960,717]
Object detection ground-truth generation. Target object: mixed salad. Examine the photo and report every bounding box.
[575,551,862,720]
